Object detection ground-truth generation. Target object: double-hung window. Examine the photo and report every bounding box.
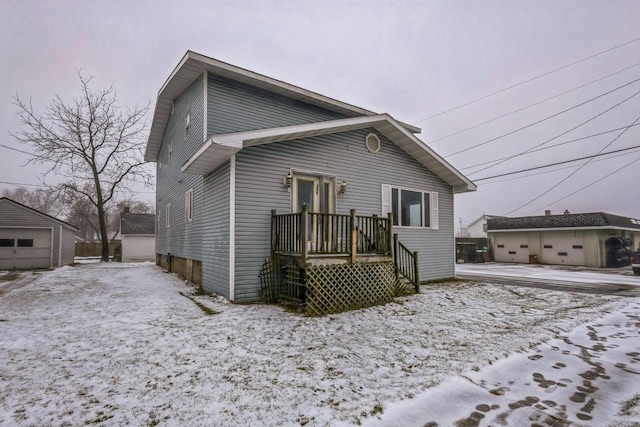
[165,203,171,228]
[185,189,194,222]
[382,184,438,229]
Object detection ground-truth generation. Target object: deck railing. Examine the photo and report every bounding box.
[271,206,393,264]
[393,233,420,292]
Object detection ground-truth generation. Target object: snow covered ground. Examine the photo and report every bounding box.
[457,262,640,286]
[0,262,637,426]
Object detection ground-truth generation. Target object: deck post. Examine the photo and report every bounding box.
[393,233,399,280]
[413,251,420,292]
[301,204,308,265]
[270,209,277,260]
[387,212,393,255]
[350,209,357,264]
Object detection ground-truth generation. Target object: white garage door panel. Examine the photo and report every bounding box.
[540,231,585,266]
[0,228,51,269]
[493,233,530,263]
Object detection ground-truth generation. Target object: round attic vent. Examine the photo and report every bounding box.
[365,133,381,154]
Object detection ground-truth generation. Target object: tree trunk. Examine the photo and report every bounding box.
[97,201,110,262]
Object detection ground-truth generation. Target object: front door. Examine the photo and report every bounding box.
[292,174,335,248]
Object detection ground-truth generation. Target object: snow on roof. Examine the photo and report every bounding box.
[488,212,640,232]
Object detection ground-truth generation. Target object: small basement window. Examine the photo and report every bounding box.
[17,239,34,247]
[0,239,14,247]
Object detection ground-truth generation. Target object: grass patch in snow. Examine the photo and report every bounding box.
[179,292,218,315]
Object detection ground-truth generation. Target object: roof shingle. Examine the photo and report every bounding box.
[488,212,640,231]
[121,213,156,235]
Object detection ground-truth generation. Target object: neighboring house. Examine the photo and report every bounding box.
[488,211,640,267]
[0,197,78,270]
[120,211,156,263]
[145,51,476,304]
[466,214,502,238]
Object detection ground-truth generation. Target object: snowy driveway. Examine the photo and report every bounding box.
[457,263,640,296]
[0,263,637,426]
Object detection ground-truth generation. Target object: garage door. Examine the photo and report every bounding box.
[540,231,585,266]
[493,233,530,263]
[0,228,52,270]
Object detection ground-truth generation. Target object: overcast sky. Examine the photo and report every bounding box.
[1,0,640,229]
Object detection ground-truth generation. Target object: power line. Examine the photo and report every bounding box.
[0,180,42,187]
[427,61,640,145]
[445,76,640,159]
[473,144,640,182]
[502,114,640,216]
[413,35,640,124]
[526,154,640,215]
[459,123,640,171]
[478,148,640,185]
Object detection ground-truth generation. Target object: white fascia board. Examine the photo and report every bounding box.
[488,226,633,233]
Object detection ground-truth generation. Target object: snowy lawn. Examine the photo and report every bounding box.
[0,263,632,426]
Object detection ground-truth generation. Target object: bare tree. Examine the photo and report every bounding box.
[12,73,151,261]
[2,186,67,218]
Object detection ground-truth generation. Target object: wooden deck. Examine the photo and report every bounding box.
[263,206,420,315]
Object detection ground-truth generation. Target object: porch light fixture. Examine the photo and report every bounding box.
[283,172,293,188]
[338,180,347,194]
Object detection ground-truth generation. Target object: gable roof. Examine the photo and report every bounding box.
[488,212,640,232]
[467,214,502,227]
[120,213,156,235]
[0,197,79,231]
[182,114,477,194]
[145,51,421,162]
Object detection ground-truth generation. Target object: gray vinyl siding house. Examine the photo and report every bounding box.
[0,197,78,270]
[146,51,476,303]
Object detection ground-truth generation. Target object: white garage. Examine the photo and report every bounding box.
[0,228,52,270]
[488,211,640,268]
[0,198,78,270]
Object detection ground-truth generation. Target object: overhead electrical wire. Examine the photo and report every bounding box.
[428,61,640,145]
[459,123,640,171]
[472,144,640,182]
[525,154,640,215]
[413,35,640,124]
[502,114,640,216]
[445,76,640,159]
[477,148,640,185]
[465,87,640,176]
[466,95,640,176]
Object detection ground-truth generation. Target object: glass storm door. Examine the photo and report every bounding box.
[293,175,335,248]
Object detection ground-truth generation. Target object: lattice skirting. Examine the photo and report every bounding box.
[305,261,407,316]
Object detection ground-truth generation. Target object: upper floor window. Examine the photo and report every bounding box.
[165,203,171,228]
[168,139,173,163]
[382,184,439,229]
[185,189,194,222]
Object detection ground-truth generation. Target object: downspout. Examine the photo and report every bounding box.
[229,155,236,302]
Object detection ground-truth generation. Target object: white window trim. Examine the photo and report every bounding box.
[185,188,194,222]
[381,184,439,230]
[165,203,171,228]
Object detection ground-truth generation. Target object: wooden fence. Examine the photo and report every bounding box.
[75,241,121,257]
